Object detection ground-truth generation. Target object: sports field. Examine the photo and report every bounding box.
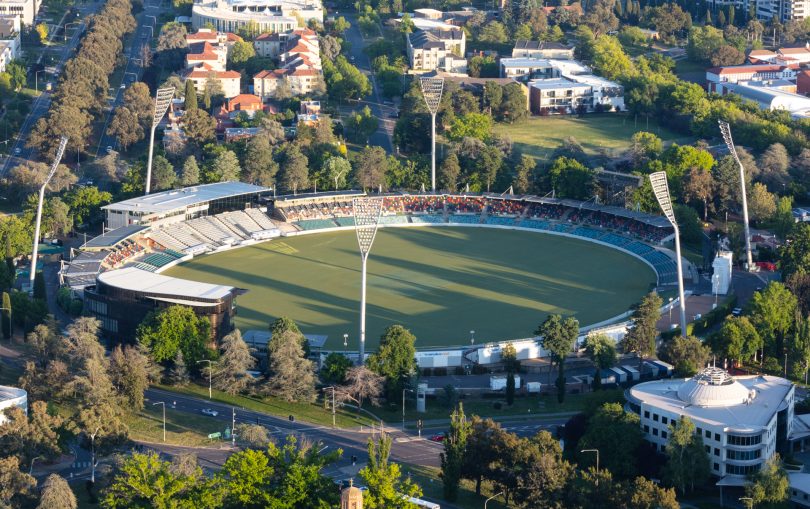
[165,227,656,349]
[492,114,693,161]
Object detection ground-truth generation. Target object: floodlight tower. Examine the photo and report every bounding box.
[420,77,444,193]
[30,136,68,290]
[718,120,754,272]
[353,197,383,364]
[649,171,688,334]
[145,87,175,195]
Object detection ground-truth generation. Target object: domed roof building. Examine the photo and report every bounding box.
[626,366,794,481]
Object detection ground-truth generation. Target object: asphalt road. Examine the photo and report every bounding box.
[94,0,168,158]
[341,13,395,153]
[0,1,103,175]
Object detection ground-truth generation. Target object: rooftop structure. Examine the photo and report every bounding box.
[103,182,270,229]
[511,40,575,59]
[706,64,796,93]
[723,81,810,118]
[626,367,795,479]
[253,28,321,99]
[97,266,234,301]
[191,0,323,33]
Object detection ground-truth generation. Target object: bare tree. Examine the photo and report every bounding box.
[337,366,384,407]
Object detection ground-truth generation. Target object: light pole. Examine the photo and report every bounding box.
[30,136,67,292]
[668,296,674,325]
[89,426,101,484]
[64,21,82,41]
[712,274,720,309]
[29,455,43,475]
[145,87,174,194]
[353,197,383,364]
[231,407,236,447]
[343,333,348,353]
[402,388,414,429]
[719,121,754,272]
[420,77,444,193]
[152,401,166,442]
[581,448,600,486]
[470,330,475,345]
[484,491,504,509]
[323,386,336,427]
[649,172,688,334]
[197,359,213,399]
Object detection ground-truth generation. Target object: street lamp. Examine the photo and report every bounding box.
[89,426,101,484]
[719,121,754,272]
[420,77,444,193]
[197,359,214,399]
[668,296,674,324]
[343,333,348,353]
[649,171,688,334]
[152,401,166,442]
[30,136,68,292]
[145,87,174,195]
[64,21,82,41]
[581,448,600,486]
[29,455,43,475]
[353,197,383,364]
[484,491,504,509]
[712,274,720,309]
[402,388,414,429]
[470,330,475,345]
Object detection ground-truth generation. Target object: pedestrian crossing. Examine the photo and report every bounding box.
[71,461,92,469]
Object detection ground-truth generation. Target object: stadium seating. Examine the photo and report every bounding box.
[410,215,445,224]
[245,209,277,230]
[449,215,480,225]
[379,215,409,225]
[296,219,339,230]
[335,217,356,227]
[486,217,517,226]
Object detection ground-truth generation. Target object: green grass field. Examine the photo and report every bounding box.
[165,227,655,349]
[493,114,692,161]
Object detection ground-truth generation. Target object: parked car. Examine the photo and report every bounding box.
[429,434,445,442]
[201,408,219,417]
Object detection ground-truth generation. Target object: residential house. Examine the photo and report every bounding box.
[406,28,466,73]
[185,28,243,54]
[529,74,624,114]
[186,41,227,72]
[297,100,320,125]
[253,28,322,99]
[705,64,797,93]
[183,63,241,98]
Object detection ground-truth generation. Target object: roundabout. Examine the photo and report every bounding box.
[165,225,657,349]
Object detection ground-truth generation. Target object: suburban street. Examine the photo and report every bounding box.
[93,0,169,157]
[341,13,395,153]
[0,0,103,175]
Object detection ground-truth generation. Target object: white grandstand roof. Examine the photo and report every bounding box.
[98,267,234,301]
[0,386,26,403]
[103,182,269,215]
[627,368,793,431]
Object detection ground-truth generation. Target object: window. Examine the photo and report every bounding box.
[662,417,668,425]
[728,434,763,446]
[653,428,658,436]
[644,411,650,419]
[705,445,710,454]
[714,463,720,471]
[727,449,762,461]
[705,430,711,439]
[726,464,761,475]
[714,448,720,456]
[662,431,667,439]
[653,414,659,422]
[644,425,649,433]
[715,433,721,442]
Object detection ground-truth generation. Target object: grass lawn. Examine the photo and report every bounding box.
[166,227,656,349]
[156,383,376,428]
[405,466,508,509]
[493,114,692,163]
[371,388,624,425]
[124,404,225,446]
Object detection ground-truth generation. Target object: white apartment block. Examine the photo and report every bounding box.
[512,40,575,60]
[191,0,323,33]
[406,28,466,73]
[0,15,19,73]
[252,28,321,99]
[184,64,241,98]
[626,367,794,479]
[0,0,38,26]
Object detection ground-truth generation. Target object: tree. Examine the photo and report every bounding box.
[660,336,710,377]
[183,109,216,146]
[748,282,798,357]
[243,136,277,186]
[360,433,422,509]
[0,456,36,507]
[447,112,492,142]
[578,403,643,478]
[264,328,317,402]
[184,80,198,111]
[537,314,579,403]
[346,105,379,144]
[206,150,241,182]
[355,146,388,190]
[512,155,535,194]
[367,325,417,401]
[322,156,351,190]
[546,157,595,200]
[710,45,744,66]
[584,333,617,389]
[168,350,190,386]
[123,82,154,130]
[506,372,516,405]
[234,423,270,449]
[687,26,725,63]
[228,40,255,66]
[181,156,200,186]
[622,292,663,363]
[211,330,255,395]
[583,0,619,36]
[35,22,49,43]
[746,454,789,508]
[107,107,145,151]
[321,352,352,384]
[37,474,76,509]
[774,196,795,240]
[759,142,791,192]
[279,145,310,194]
[512,431,574,509]
[748,182,777,223]
[710,316,761,365]
[109,345,150,410]
[33,271,46,301]
[790,314,810,383]
[780,223,810,278]
[2,292,11,339]
[0,401,65,464]
[152,155,177,190]
[683,167,713,220]
[338,365,384,407]
[441,403,470,502]
[479,21,509,43]
[136,305,211,365]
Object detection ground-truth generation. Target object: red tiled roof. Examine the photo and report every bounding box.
[227,94,262,109]
[779,47,810,54]
[255,32,281,41]
[186,64,240,79]
[254,69,287,80]
[706,64,786,75]
[187,41,219,60]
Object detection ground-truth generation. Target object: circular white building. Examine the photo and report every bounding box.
[0,385,27,423]
[191,0,323,33]
[626,367,795,480]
